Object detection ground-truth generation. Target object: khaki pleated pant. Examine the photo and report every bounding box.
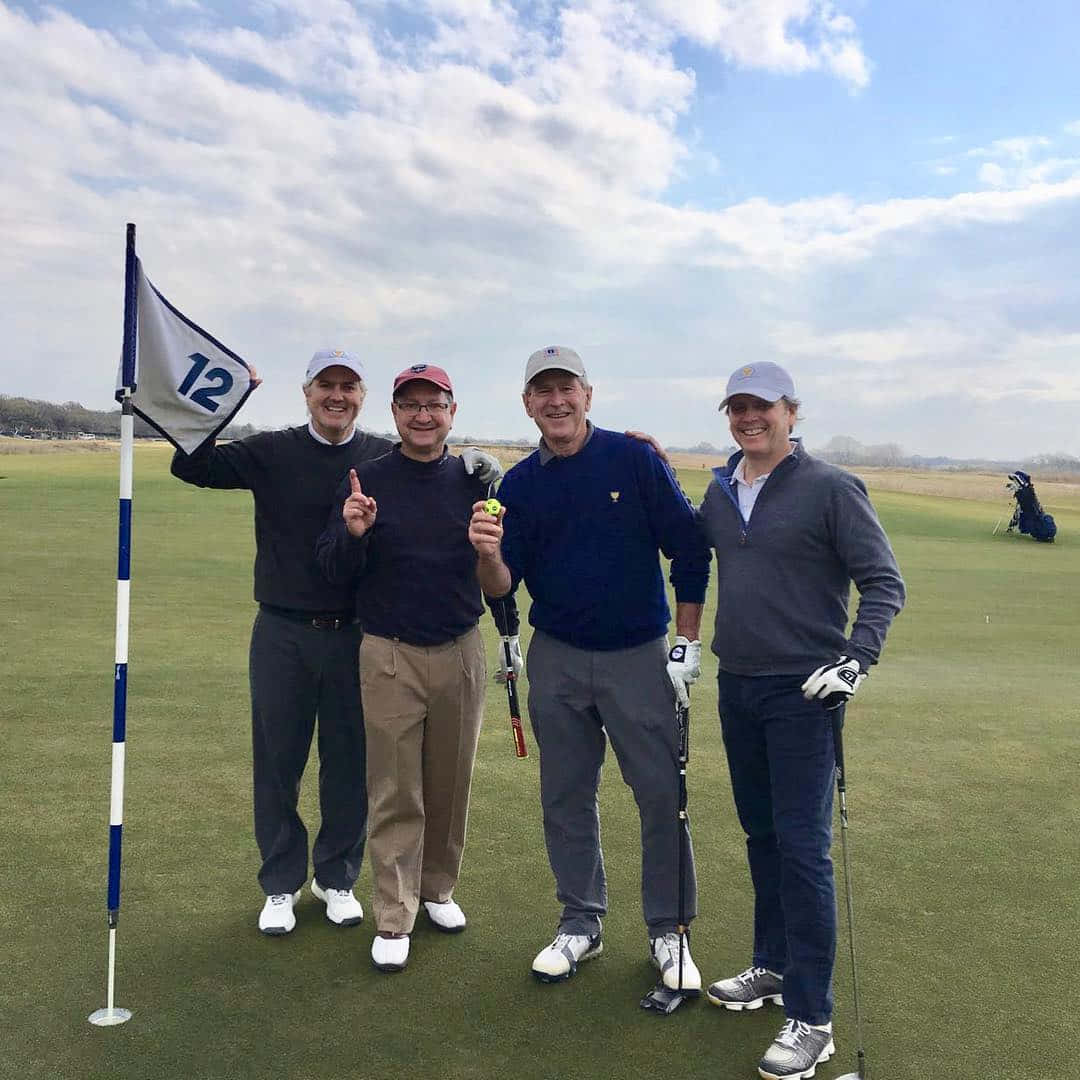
[359,627,486,934]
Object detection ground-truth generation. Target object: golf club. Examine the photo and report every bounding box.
[832,710,868,1080]
[500,602,528,758]
[640,699,693,1015]
[485,479,528,758]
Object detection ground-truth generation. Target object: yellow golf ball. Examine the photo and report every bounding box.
[483,498,502,516]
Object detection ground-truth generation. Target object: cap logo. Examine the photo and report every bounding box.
[545,347,559,356]
[411,364,428,373]
[741,366,753,376]
[332,350,344,357]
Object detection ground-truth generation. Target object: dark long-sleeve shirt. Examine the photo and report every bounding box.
[171,425,392,612]
[316,446,518,646]
[699,441,905,676]
[495,426,711,651]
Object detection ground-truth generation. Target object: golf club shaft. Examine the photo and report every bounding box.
[486,479,527,759]
[676,702,689,987]
[833,714,868,1079]
[502,632,527,758]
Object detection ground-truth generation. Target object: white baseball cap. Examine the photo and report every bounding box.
[524,345,586,390]
[719,361,795,409]
[305,349,364,383]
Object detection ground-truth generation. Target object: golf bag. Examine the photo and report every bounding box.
[1005,471,1056,542]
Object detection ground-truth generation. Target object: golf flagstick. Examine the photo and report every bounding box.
[833,710,868,1080]
[90,224,138,1028]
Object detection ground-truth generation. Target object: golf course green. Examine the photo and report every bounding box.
[2,443,1077,1080]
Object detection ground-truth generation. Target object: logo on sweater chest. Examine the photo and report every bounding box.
[609,491,620,503]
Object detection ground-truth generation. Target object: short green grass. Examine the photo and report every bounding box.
[2,446,1078,1080]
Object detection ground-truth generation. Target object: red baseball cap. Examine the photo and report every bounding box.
[392,363,453,396]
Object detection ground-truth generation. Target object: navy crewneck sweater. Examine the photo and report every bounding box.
[497,427,710,651]
[171,425,392,611]
[317,447,516,646]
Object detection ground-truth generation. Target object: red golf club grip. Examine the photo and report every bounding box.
[510,713,528,758]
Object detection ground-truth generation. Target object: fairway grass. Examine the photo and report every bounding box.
[2,445,1077,1080]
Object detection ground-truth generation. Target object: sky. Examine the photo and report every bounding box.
[2,0,1079,459]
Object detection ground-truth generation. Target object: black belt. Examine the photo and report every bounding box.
[261,605,354,630]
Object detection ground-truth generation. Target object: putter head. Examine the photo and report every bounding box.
[639,981,688,1015]
[833,1074,864,1080]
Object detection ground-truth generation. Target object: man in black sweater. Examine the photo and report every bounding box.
[171,349,391,935]
[317,363,517,973]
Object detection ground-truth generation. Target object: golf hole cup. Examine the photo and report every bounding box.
[483,498,502,517]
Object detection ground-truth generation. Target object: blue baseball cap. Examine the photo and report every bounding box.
[719,361,795,409]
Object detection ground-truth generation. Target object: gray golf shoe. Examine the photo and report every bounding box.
[706,965,784,1010]
[757,1019,834,1080]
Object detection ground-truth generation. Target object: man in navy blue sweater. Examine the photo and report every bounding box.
[469,346,711,994]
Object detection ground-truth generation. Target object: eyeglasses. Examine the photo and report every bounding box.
[393,400,451,414]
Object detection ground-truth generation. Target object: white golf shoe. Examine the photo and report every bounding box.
[423,898,467,933]
[310,880,364,927]
[649,932,702,994]
[531,932,603,982]
[258,891,301,935]
[371,933,410,973]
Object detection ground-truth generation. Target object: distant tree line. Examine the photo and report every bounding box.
[666,434,1080,475]
[0,395,257,441]
[812,435,1080,475]
[4,395,1078,474]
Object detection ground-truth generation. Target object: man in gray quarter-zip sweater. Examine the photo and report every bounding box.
[697,361,904,1080]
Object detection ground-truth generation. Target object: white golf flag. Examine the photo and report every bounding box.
[118,261,254,454]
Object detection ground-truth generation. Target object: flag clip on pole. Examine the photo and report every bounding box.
[90,224,138,1028]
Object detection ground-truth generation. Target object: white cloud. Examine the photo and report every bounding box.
[642,0,869,87]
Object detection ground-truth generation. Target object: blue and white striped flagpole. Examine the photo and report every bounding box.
[89,223,138,1027]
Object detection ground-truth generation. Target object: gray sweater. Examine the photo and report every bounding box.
[699,442,905,677]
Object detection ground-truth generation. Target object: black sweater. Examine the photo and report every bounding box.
[171,425,393,612]
[317,446,518,646]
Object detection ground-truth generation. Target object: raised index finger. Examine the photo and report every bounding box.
[349,468,362,495]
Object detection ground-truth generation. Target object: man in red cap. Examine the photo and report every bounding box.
[317,363,516,973]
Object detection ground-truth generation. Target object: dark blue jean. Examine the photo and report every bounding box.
[717,671,838,1025]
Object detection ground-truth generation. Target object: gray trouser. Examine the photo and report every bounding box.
[249,609,367,895]
[526,630,697,937]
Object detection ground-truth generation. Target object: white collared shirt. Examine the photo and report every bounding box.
[307,421,355,446]
[731,457,772,522]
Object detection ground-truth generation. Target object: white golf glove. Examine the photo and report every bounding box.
[461,447,503,485]
[801,656,866,710]
[666,636,701,708]
[494,635,524,684]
